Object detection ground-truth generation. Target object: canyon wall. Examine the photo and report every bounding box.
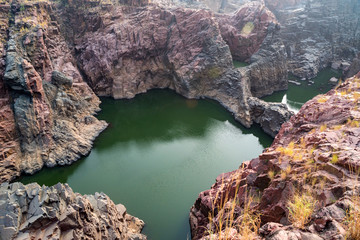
[56,0,291,127]
[0,1,107,183]
[277,0,360,79]
[190,73,360,239]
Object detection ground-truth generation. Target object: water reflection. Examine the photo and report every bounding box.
[19,89,273,240]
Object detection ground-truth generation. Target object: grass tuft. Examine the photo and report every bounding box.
[287,192,317,229]
[345,196,360,240]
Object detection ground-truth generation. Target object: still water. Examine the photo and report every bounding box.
[262,68,342,112]
[19,90,272,240]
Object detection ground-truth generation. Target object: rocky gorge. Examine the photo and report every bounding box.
[0,0,293,184]
[0,0,359,239]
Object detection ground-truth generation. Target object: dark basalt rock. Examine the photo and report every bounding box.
[248,97,293,137]
[51,71,73,89]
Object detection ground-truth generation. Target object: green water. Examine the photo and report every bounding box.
[233,60,249,68]
[262,68,342,112]
[19,90,272,240]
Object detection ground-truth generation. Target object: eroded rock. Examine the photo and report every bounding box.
[0,182,146,240]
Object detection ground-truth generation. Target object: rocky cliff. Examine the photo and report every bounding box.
[190,73,360,239]
[0,182,146,240]
[277,0,360,79]
[0,1,108,183]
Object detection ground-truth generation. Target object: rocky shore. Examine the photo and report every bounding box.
[0,0,359,239]
[190,72,360,239]
[0,182,146,240]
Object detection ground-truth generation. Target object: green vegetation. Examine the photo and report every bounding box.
[207,67,222,79]
[241,22,254,36]
[233,61,249,68]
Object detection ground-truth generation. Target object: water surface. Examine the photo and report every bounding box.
[262,68,342,112]
[233,60,249,68]
[19,90,272,240]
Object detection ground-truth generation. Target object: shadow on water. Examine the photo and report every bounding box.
[19,89,273,240]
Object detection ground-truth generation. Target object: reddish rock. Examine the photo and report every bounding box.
[217,2,277,61]
[0,1,107,181]
[190,75,360,239]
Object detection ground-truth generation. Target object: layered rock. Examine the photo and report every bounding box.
[217,2,277,61]
[278,0,360,79]
[0,0,293,183]
[0,3,20,184]
[248,97,292,137]
[0,182,146,240]
[0,1,107,182]
[190,75,360,239]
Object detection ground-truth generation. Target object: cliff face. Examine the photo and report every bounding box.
[0,182,146,240]
[278,0,360,79]
[0,1,107,183]
[190,73,360,239]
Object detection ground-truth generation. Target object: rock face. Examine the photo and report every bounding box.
[278,0,360,79]
[0,1,107,182]
[248,97,292,137]
[346,55,360,78]
[190,75,360,239]
[217,2,277,62]
[0,182,146,240]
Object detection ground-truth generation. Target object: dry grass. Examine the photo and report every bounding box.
[320,124,327,132]
[345,196,360,240]
[287,191,317,229]
[331,154,339,164]
[206,175,261,240]
[268,170,275,180]
[317,96,328,103]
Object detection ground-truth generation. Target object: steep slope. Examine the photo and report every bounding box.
[0,1,107,182]
[190,72,360,239]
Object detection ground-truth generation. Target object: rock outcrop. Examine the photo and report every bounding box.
[248,97,292,137]
[0,182,146,240]
[190,75,360,239]
[217,2,277,62]
[0,1,107,182]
